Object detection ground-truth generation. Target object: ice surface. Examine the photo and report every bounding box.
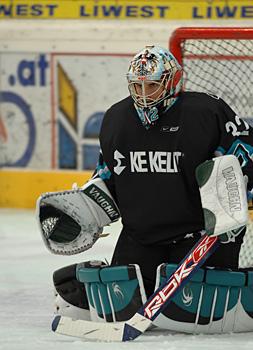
[0,209,253,350]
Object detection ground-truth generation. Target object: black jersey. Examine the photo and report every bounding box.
[95,92,253,245]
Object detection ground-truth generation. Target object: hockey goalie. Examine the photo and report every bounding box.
[37,45,253,337]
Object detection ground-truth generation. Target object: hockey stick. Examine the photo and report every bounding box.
[52,233,219,342]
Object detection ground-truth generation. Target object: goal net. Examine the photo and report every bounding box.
[169,27,253,267]
[169,27,253,124]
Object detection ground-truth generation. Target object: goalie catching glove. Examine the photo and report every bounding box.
[36,177,120,255]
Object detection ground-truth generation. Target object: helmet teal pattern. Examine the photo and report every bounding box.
[127,45,183,129]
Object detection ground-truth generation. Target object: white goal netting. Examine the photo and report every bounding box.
[181,39,253,122]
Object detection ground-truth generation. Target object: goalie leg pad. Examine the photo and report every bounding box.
[76,263,147,322]
[154,263,253,333]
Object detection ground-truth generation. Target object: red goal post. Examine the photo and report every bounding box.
[169,27,253,124]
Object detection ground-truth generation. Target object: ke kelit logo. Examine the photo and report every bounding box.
[113,149,182,175]
[144,235,217,319]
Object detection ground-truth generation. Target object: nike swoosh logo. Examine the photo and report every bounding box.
[161,126,179,132]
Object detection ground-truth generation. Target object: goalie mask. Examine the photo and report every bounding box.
[127,45,183,129]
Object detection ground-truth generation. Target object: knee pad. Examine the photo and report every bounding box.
[154,263,253,333]
[76,263,147,322]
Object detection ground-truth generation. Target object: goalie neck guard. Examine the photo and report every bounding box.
[126,45,183,129]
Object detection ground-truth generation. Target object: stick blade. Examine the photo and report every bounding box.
[51,313,151,342]
[52,315,125,342]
